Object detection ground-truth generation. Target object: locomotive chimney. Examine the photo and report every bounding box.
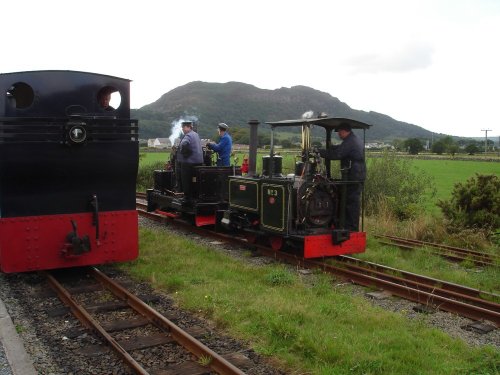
[247,120,259,177]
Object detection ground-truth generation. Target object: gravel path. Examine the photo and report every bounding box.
[0,343,12,375]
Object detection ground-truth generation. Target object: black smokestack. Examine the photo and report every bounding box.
[247,120,259,177]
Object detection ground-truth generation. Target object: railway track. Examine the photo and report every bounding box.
[136,195,500,328]
[44,267,247,375]
[375,234,499,267]
[249,246,500,327]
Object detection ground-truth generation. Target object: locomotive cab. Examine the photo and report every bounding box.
[147,128,241,227]
[224,117,371,258]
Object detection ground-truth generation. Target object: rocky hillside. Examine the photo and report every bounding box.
[134,81,437,142]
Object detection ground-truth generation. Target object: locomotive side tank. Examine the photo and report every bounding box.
[222,117,371,258]
[0,70,139,272]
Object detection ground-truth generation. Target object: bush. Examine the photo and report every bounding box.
[364,151,436,219]
[437,174,500,235]
[465,144,480,155]
[136,160,166,191]
[404,138,423,155]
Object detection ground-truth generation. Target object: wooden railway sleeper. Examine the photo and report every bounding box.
[45,269,247,375]
[43,271,149,375]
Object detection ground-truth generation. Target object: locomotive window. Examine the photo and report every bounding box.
[97,86,121,111]
[6,82,34,109]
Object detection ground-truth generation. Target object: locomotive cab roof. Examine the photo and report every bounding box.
[261,117,371,172]
[0,70,132,118]
[265,117,371,131]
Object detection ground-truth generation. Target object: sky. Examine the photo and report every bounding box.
[2,0,499,139]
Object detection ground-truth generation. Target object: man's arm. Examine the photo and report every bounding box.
[319,144,342,160]
[180,135,192,156]
[210,136,229,152]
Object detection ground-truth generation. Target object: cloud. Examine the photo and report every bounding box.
[346,40,435,74]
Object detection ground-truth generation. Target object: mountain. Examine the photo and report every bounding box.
[133,81,438,142]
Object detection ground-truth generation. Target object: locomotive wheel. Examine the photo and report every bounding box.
[269,236,283,251]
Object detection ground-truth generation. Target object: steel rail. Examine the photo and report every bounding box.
[256,250,500,326]
[90,267,246,375]
[335,256,499,311]
[43,272,149,375]
[375,234,497,267]
[383,234,496,258]
[377,238,492,267]
[339,256,499,301]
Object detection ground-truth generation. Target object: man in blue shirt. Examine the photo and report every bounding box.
[207,123,233,166]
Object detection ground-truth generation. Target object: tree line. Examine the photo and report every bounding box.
[400,136,496,155]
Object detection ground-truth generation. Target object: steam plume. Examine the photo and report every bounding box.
[169,115,198,145]
[301,110,314,119]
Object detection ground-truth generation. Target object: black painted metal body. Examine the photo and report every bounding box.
[147,160,242,222]
[0,70,139,218]
[0,70,139,272]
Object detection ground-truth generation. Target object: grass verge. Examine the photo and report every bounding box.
[119,227,499,374]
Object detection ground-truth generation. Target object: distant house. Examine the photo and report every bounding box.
[232,144,249,151]
[147,138,171,149]
[365,142,393,150]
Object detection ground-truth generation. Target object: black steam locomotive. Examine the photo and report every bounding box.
[220,118,370,258]
[147,123,241,226]
[0,70,139,273]
[148,116,370,258]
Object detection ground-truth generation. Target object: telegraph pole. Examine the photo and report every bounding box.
[481,129,491,154]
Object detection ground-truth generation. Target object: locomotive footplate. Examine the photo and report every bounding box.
[153,199,228,227]
[193,203,228,227]
[177,201,227,214]
[169,197,188,210]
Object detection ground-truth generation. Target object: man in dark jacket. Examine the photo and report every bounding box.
[177,121,203,199]
[319,123,366,231]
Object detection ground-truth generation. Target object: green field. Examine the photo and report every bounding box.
[140,151,169,166]
[411,159,499,203]
[139,150,499,212]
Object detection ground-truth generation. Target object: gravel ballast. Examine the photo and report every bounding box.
[0,264,286,374]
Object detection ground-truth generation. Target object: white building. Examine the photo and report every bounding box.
[147,138,171,149]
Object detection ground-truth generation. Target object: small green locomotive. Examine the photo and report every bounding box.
[221,117,371,258]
